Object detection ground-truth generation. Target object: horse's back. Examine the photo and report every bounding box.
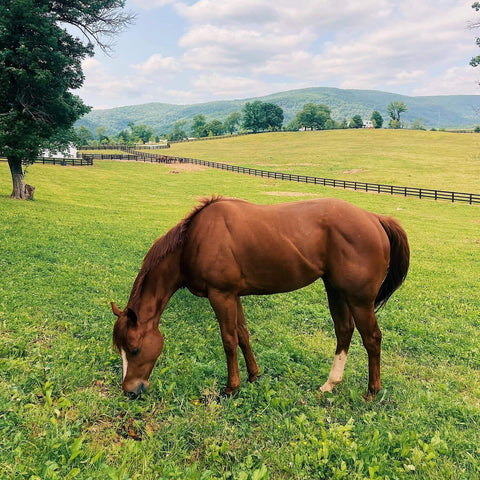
[181,198,389,299]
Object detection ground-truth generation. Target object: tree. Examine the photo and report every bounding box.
[129,122,154,143]
[242,101,283,132]
[0,1,134,199]
[349,115,364,129]
[470,2,480,67]
[371,111,383,129]
[191,114,208,138]
[223,112,241,134]
[295,103,332,130]
[76,126,93,146]
[168,120,188,141]
[206,120,224,136]
[387,101,408,128]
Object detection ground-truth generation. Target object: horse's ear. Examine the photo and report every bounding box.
[126,308,138,327]
[111,302,122,317]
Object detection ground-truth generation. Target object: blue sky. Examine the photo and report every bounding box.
[77,0,480,109]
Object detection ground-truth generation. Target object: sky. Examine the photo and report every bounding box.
[77,0,480,110]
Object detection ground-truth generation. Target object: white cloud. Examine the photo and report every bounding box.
[79,1,480,108]
[413,66,480,95]
[132,54,181,74]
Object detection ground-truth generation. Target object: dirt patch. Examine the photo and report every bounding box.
[167,163,207,173]
[342,169,366,174]
[263,191,323,197]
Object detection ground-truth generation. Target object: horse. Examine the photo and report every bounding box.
[112,196,409,399]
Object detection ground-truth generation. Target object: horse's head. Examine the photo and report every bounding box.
[111,302,164,398]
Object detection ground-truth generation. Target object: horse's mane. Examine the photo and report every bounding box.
[127,195,223,308]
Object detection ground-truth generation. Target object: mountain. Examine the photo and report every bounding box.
[75,87,480,135]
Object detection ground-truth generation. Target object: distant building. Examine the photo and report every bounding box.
[363,120,374,129]
[41,144,78,158]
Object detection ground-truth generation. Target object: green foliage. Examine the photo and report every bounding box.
[206,120,225,137]
[349,115,364,129]
[191,114,208,138]
[1,131,480,478]
[75,126,94,146]
[371,111,383,129]
[295,103,332,130]
[0,0,132,196]
[0,0,91,165]
[223,112,242,134]
[242,101,284,132]
[387,101,408,128]
[168,120,188,141]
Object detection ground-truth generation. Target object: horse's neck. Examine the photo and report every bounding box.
[131,249,183,324]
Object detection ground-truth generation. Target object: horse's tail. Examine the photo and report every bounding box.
[375,216,410,311]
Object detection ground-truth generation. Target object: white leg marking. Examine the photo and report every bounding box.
[121,349,128,381]
[320,351,348,393]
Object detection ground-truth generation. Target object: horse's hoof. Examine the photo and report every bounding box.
[248,373,262,383]
[220,387,238,398]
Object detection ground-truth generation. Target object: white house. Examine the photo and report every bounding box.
[40,144,78,158]
[363,120,374,129]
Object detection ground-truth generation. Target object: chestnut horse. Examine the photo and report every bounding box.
[112,196,409,399]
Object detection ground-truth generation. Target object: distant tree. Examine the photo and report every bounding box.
[264,103,284,131]
[96,126,109,143]
[224,112,242,134]
[169,120,188,141]
[0,0,134,199]
[411,119,426,131]
[242,101,283,132]
[340,118,349,129]
[76,126,93,145]
[128,122,154,143]
[206,120,224,136]
[295,103,332,130]
[349,115,364,129]
[191,114,208,138]
[387,101,408,128]
[371,111,384,129]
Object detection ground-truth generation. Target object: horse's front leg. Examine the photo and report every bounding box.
[209,289,241,395]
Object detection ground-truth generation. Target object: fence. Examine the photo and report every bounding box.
[37,156,94,166]
[77,148,480,205]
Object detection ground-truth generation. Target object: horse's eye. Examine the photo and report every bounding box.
[131,348,140,356]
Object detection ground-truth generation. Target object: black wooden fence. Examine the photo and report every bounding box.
[77,148,480,205]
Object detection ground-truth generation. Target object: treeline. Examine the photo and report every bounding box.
[76,100,417,145]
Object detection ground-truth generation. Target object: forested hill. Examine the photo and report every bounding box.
[75,87,480,135]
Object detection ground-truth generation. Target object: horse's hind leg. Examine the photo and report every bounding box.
[320,283,355,394]
[236,298,260,383]
[349,303,382,398]
[208,289,241,395]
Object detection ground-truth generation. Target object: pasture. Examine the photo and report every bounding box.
[1,130,479,479]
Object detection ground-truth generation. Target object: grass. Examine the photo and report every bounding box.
[1,132,480,479]
[167,129,480,193]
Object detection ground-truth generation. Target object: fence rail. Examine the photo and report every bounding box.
[77,147,480,205]
[37,156,94,166]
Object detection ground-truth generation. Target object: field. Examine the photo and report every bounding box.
[168,129,480,193]
[1,130,479,479]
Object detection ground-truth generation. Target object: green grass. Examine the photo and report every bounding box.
[168,129,480,193]
[1,134,479,479]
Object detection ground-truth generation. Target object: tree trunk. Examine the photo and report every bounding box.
[7,156,32,200]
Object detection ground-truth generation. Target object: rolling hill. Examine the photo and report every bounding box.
[75,86,480,135]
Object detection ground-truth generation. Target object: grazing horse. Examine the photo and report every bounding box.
[112,196,409,399]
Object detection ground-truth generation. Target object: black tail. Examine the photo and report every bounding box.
[375,216,410,310]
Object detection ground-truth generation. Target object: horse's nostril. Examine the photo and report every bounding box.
[126,382,148,400]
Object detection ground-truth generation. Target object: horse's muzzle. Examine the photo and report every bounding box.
[126,381,148,399]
